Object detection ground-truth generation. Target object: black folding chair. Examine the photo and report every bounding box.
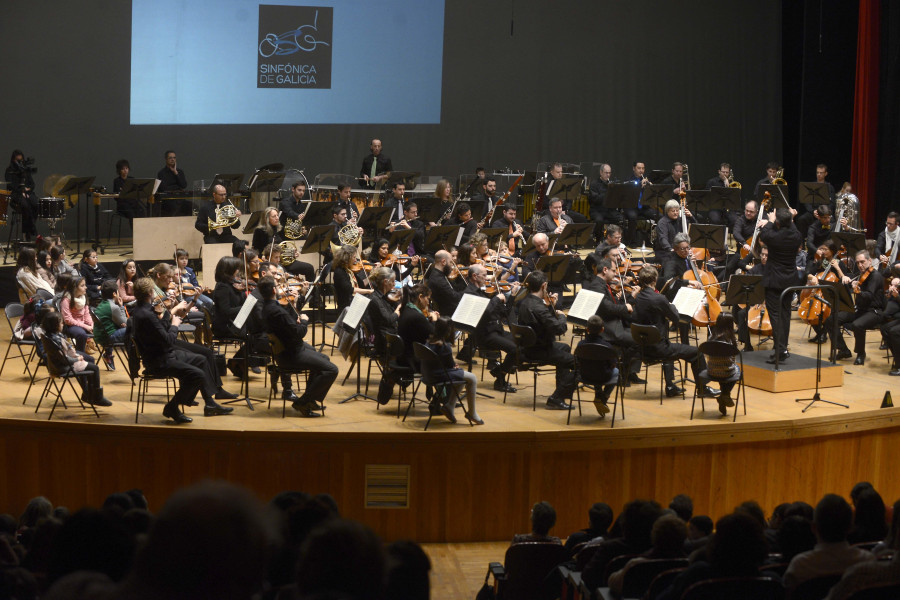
[630,323,685,403]
[1,302,37,379]
[506,323,557,411]
[570,343,624,426]
[692,340,747,421]
[36,335,100,421]
[407,342,471,430]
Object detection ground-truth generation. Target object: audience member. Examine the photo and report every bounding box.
[669,494,693,522]
[385,540,431,600]
[827,499,900,600]
[847,488,888,544]
[512,501,561,544]
[296,519,386,600]
[581,499,662,586]
[563,502,613,556]
[608,514,688,596]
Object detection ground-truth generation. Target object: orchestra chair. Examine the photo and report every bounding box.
[846,581,900,599]
[88,306,129,372]
[265,334,318,419]
[569,343,624,427]
[691,340,747,422]
[629,323,685,403]
[22,329,49,407]
[679,576,784,600]
[506,323,558,411]
[486,542,568,600]
[35,334,100,421]
[644,566,688,600]
[130,337,178,424]
[408,342,472,430]
[202,306,268,399]
[1,302,38,380]
[383,333,419,417]
[790,573,842,600]
[619,558,689,599]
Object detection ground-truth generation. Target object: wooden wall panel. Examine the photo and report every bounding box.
[1,420,898,543]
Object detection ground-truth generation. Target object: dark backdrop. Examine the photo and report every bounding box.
[1,1,781,240]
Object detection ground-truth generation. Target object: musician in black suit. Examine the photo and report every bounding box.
[130,277,234,424]
[359,138,392,189]
[387,201,427,257]
[449,202,479,245]
[881,277,900,376]
[540,163,587,224]
[492,205,526,256]
[796,164,837,233]
[521,232,571,307]
[279,180,308,225]
[398,283,437,370]
[631,265,719,398]
[726,200,763,277]
[733,246,768,351]
[426,250,464,316]
[195,184,242,244]
[659,162,686,197]
[536,197,574,236]
[656,200,696,277]
[259,276,337,416]
[828,250,885,365]
[465,264,518,392]
[588,163,624,231]
[4,149,39,239]
[471,176,499,213]
[516,270,576,410]
[806,205,839,258]
[758,207,803,363]
[156,150,189,216]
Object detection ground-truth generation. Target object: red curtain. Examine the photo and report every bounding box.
[850,0,880,231]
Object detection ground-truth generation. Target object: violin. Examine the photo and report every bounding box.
[381,254,415,267]
[351,260,375,273]
[232,277,256,292]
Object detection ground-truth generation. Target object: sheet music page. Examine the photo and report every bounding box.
[672,287,705,318]
[451,294,490,329]
[342,294,372,331]
[567,289,605,323]
[232,294,258,329]
[454,227,464,247]
[153,179,161,194]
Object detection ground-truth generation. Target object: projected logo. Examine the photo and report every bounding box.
[258,5,332,89]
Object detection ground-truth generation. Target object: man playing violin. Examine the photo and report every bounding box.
[828,250,885,365]
[426,250,465,317]
[464,264,519,392]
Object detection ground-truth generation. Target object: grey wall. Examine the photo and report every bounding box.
[0,0,781,237]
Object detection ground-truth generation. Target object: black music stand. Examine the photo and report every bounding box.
[301,224,336,347]
[357,206,393,241]
[383,171,421,191]
[57,176,97,256]
[831,232,866,255]
[212,174,244,195]
[521,233,558,256]
[760,183,790,207]
[479,227,507,247]
[605,183,641,211]
[556,223,595,249]
[798,182,830,210]
[649,170,669,184]
[339,295,377,404]
[414,198,443,224]
[708,187,744,213]
[248,170,286,213]
[387,228,416,254]
[724,275,764,307]
[548,176,582,207]
[298,201,336,230]
[425,225,462,253]
[685,190,713,218]
[643,184,676,213]
[118,178,156,255]
[535,254,570,285]
[241,210,265,234]
[689,224,727,262]
[465,199,488,223]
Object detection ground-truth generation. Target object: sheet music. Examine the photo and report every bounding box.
[451,294,490,329]
[567,289,605,323]
[454,227,464,247]
[342,294,372,331]
[232,294,258,329]
[672,287,705,318]
[152,179,162,194]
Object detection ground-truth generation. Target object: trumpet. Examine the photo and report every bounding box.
[207,202,239,231]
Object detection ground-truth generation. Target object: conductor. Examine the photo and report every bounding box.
[757,207,802,364]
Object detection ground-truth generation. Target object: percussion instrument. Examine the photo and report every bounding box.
[39,197,65,220]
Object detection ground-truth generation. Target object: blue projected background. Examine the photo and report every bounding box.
[131,0,445,124]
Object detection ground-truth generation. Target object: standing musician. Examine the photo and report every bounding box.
[252,206,316,281]
[464,264,519,392]
[656,199,696,280]
[451,202,479,245]
[805,240,844,345]
[876,212,900,276]
[631,265,720,398]
[130,277,236,424]
[881,276,900,376]
[279,180,309,225]
[624,161,657,246]
[4,149,40,240]
[516,270,577,410]
[757,206,803,364]
[387,202,426,257]
[259,276,338,417]
[827,250,885,365]
[426,250,465,317]
[331,244,373,314]
[734,245,769,352]
[156,150,189,216]
[471,176,499,213]
[540,163,587,224]
[588,163,624,230]
[583,255,644,384]
[796,164,836,233]
[492,204,526,256]
[196,184,242,244]
[536,197,573,235]
[359,138,392,189]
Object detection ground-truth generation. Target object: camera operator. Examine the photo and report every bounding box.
[4,149,39,240]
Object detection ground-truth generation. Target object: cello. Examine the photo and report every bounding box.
[797,247,842,325]
[741,192,770,258]
[683,250,722,327]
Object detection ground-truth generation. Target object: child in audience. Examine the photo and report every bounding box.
[59,275,93,351]
[94,280,128,370]
[42,310,110,407]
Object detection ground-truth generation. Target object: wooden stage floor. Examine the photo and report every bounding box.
[2,257,899,546]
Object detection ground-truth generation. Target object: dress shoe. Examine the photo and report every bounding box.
[890,368,900,376]
[282,391,301,403]
[834,349,853,361]
[545,396,572,410]
[215,388,238,400]
[163,403,192,424]
[628,373,646,384]
[853,354,866,366]
[665,385,684,397]
[698,386,721,398]
[766,351,790,364]
[204,402,234,416]
[181,399,199,407]
[489,364,504,379]
[292,400,321,417]
[742,343,754,353]
[493,380,517,393]
[593,398,610,416]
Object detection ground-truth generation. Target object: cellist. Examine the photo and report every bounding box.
[803,240,846,345]
[827,250,885,365]
[734,245,769,352]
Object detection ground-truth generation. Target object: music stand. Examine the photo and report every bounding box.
[831,232,866,256]
[798,182,830,210]
[248,170,286,213]
[686,190,714,217]
[465,199,488,223]
[760,183,790,207]
[241,210,265,234]
[387,228,416,254]
[425,225,462,253]
[479,227,507,247]
[521,233,558,256]
[643,184,676,213]
[723,275,764,307]
[689,224,727,258]
[708,187,744,213]
[357,206,393,240]
[548,176,582,208]
[212,173,244,195]
[535,254,570,286]
[414,198,443,224]
[383,171,421,191]
[57,176,97,255]
[556,223,595,249]
[605,183,641,211]
[339,294,377,404]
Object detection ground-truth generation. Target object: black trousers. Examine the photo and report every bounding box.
[526,341,576,399]
[116,199,147,226]
[278,343,339,403]
[624,206,658,245]
[73,351,101,397]
[173,339,222,400]
[478,329,517,380]
[602,327,642,377]
[156,349,209,407]
[827,310,882,354]
[13,191,39,236]
[765,287,793,355]
[881,319,900,368]
[286,260,316,282]
[646,341,704,384]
